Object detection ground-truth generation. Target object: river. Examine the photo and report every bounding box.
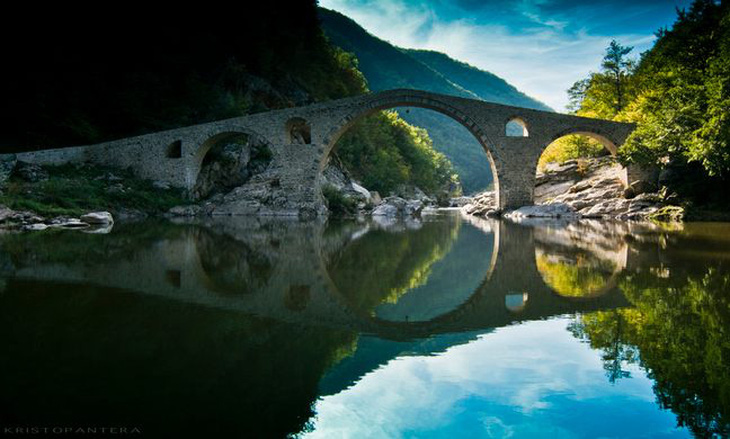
[0,212,728,437]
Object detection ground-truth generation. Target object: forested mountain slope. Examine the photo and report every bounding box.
[319,7,551,192]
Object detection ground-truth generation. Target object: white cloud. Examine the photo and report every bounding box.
[319,0,658,111]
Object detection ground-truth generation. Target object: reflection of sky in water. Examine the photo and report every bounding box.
[374,223,494,322]
[305,318,690,438]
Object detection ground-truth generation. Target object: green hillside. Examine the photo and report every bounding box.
[318,7,551,193]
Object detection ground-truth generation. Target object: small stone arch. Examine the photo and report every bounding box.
[505,117,529,137]
[166,140,183,158]
[286,117,311,144]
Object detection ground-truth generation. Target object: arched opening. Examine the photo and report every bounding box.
[505,292,529,312]
[192,131,273,200]
[286,117,311,144]
[166,140,182,158]
[534,130,624,209]
[505,117,529,137]
[285,285,311,312]
[320,97,500,214]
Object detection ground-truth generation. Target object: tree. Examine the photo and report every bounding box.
[601,40,635,114]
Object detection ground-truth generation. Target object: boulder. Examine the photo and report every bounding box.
[371,196,423,218]
[80,211,114,225]
[405,200,424,216]
[371,203,399,217]
[370,191,382,205]
[168,205,203,217]
[351,181,372,203]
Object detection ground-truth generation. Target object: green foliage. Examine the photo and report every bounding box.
[335,111,460,196]
[0,164,186,217]
[327,219,460,316]
[539,41,635,167]
[322,184,358,216]
[569,1,730,181]
[570,267,730,436]
[538,135,607,169]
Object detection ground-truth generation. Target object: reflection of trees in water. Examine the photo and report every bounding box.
[327,219,460,316]
[535,246,617,297]
[194,228,273,295]
[568,310,638,382]
[0,279,358,438]
[570,267,730,437]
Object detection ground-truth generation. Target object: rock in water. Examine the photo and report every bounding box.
[371,203,399,217]
[371,196,424,218]
[505,203,580,219]
[80,211,114,225]
[351,182,372,203]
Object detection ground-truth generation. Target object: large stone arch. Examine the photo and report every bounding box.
[545,126,624,156]
[319,91,503,206]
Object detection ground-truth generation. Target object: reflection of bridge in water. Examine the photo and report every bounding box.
[1,216,647,341]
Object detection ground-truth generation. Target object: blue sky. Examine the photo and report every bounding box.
[304,318,689,437]
[318,0,692,111]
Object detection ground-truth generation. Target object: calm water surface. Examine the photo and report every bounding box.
[0,213,728,438]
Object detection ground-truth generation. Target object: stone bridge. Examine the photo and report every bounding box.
[13,89,636,216]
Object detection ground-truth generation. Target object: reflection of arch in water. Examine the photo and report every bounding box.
[372,220,498,323]
[534,239,629,300]
[321,216,500,324]
[319,220,631,341]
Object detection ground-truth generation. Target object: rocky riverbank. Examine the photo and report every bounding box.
[0,205,115,233]
[463,157,684,222]
[0,154,689,232]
